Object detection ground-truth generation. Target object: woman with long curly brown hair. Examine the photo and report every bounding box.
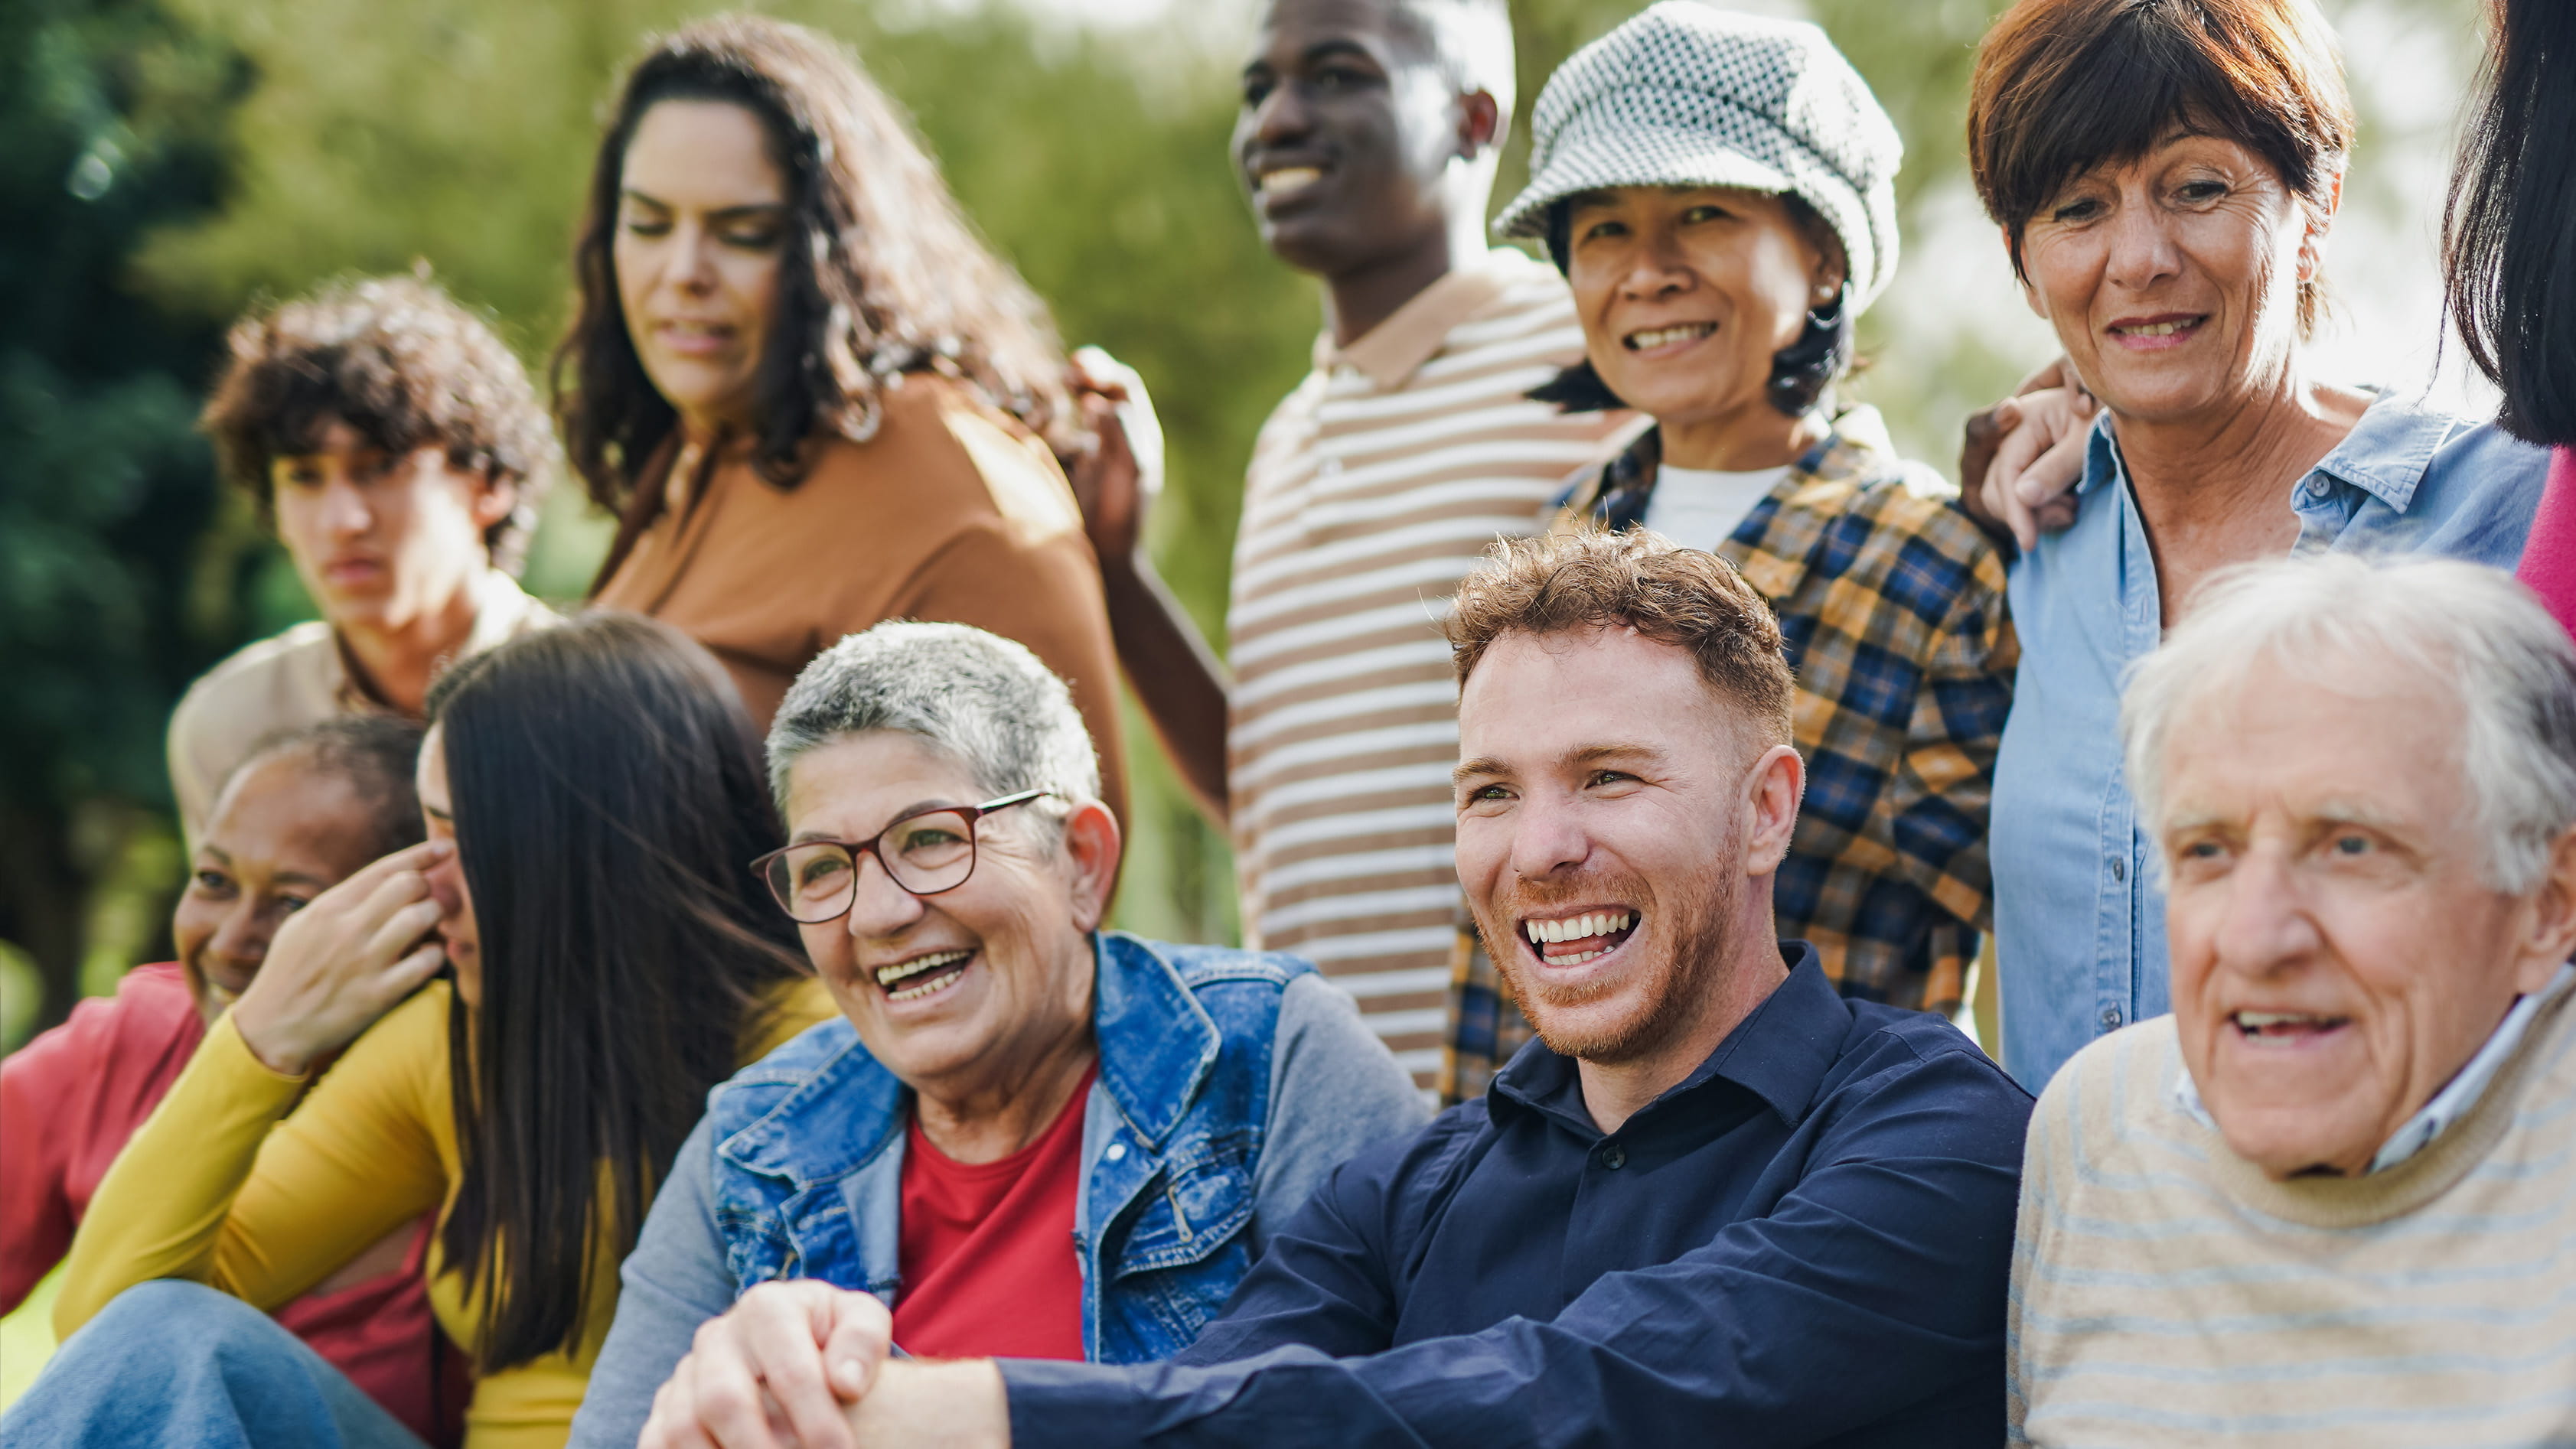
[566,14,1127,817]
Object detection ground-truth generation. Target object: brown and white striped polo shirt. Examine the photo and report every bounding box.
[1228,247,1630,1086]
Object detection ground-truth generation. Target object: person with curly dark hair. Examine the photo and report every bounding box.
[174,275,559,840]
[567,14,1128,819]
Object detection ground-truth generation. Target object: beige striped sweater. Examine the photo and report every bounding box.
[1227,247,1629,1087]
[2008,982,2576,1446]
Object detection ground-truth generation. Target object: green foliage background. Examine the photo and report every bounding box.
[0,0,2487,1049]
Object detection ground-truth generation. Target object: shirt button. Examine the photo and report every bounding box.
[2111,857,2126,882]
[1600,1144,1627,1171]
[1104,1142,1127,1162]
[2099,1005,2124,1031]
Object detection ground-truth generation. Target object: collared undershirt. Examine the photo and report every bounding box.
[2170,963,2576,1174]
[1639,463,1791,551]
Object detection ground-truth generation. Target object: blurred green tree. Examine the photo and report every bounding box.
[0,0,255,1038]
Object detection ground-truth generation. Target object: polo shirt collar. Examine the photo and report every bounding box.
[2075,389,2444,515]
[1319,249,1524,391]
[1487,943,1847,1136]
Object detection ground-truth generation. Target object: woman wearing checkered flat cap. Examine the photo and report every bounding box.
[1483,2,2013,1042]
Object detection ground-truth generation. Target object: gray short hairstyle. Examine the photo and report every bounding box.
[2123,554,2576,894]
[766,622,1102,828]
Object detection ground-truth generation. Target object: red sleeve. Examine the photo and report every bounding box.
[1,969,200,1314]
[1,1005,108,1311]
[2517,448,2576,642]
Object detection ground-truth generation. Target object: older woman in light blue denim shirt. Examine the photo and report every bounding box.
[1960,0,2552,1095]
[567,622,1423,1448]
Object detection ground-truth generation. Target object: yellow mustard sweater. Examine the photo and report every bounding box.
[57,976,836,1449]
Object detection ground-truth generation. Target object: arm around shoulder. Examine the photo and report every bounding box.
[54,988,451,1339]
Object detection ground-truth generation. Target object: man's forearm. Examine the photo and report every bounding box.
[1101,555,1232,824]
[849,1359,1012,1447]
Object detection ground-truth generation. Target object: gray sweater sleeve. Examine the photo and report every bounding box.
[1251,973,1431,1249]
[566,1115,737,1449]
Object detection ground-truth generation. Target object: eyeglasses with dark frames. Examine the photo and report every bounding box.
[751,789,1052,923]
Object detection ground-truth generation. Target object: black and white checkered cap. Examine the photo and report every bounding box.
[1496,2,1903,314]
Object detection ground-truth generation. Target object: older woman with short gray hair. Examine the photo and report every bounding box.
[570,621,1424,1449]
[2011,554,2576,1443]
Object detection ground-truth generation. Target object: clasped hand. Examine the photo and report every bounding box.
[640,1281,1009,1449]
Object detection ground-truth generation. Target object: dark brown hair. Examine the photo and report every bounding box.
[2444,0,2576,448]
[230,716,429,864]
[1446,528,1795,744]
[199,275,557,572]
[426,611,807,1372]
[555,14,1073,522]
[1967,0,2352,336]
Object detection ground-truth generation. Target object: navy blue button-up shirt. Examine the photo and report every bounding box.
[1002,946,2033,1447]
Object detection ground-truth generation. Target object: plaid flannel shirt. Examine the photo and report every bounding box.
[1443,410,2015,1101]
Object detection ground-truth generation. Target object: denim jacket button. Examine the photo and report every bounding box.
[1105,1141,1127,1161]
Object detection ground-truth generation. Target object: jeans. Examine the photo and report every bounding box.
[0,1279,428,1449]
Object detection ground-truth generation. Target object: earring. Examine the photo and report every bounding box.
[1806,282,1848,329]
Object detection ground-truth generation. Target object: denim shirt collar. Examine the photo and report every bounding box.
[1487,943,1844,1138]
[2077,389,2452,516]
[716,932,1222,1185]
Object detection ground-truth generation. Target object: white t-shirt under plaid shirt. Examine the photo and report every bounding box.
[1227,248,1630,1088]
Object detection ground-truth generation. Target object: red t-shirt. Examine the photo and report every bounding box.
[0,964,465,1444]
[889,1066,1094,1361]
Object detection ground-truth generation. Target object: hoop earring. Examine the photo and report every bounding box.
[1807,282,1847,333]
[1766,282,1853,418]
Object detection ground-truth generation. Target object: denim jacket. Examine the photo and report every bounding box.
[703,933,1370,1363]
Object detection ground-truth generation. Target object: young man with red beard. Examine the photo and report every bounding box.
[632,529,2033,1449]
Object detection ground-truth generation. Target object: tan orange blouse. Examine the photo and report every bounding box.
[592,374,1127,820]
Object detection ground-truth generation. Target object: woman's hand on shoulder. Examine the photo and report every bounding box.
[1959,360,2098,552]
[227,841,453,1077]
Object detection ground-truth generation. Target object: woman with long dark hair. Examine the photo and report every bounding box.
[566,14,1128,819]
[2449,0,2576,634]
[30,614,833,1449]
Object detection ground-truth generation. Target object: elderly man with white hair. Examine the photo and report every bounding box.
[2008,554,2576,1446]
